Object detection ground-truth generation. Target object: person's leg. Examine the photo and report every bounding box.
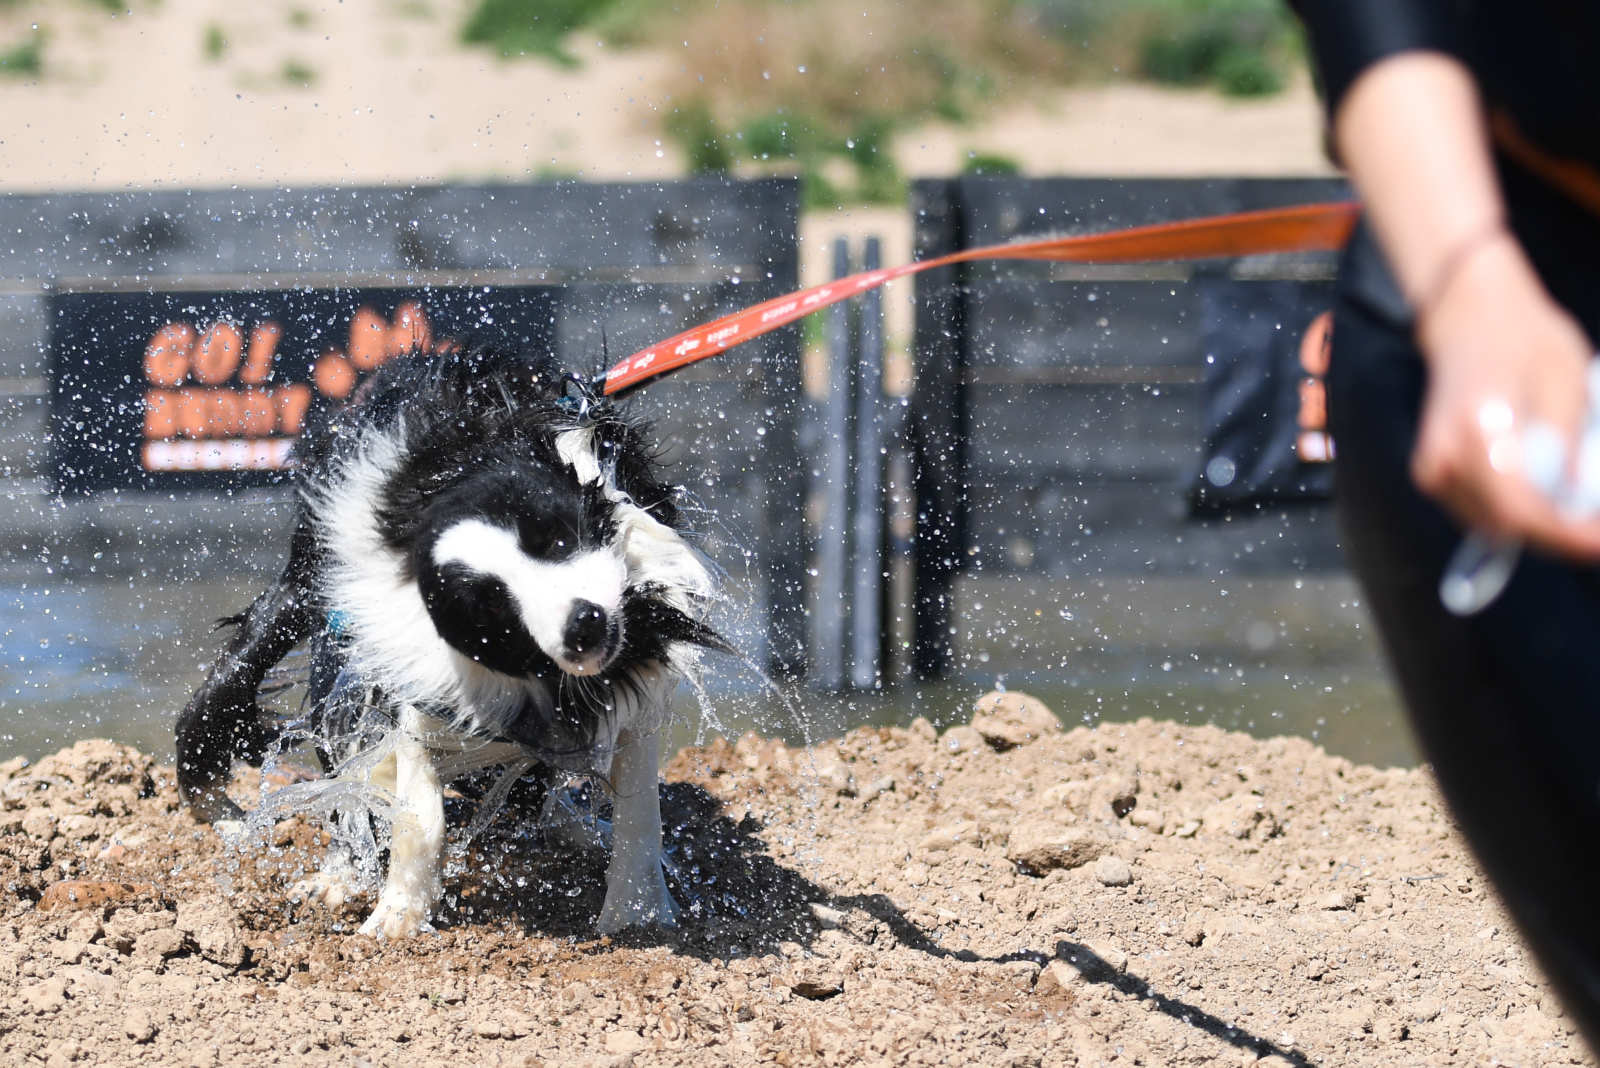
[1328,255,1600,1047]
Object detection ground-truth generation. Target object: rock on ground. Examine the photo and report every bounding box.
[0,703,1591,1067]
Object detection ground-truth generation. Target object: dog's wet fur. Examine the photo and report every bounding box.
[176,341,729,935]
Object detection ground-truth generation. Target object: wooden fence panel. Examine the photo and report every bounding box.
[910,176,1351,675]
[0,178,806,672]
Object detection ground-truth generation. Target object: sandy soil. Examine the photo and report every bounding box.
[0,692,1591,1067]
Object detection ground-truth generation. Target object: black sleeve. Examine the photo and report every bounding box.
[1288,0,1466,116]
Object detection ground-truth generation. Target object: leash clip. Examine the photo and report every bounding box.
[556,373,602,420]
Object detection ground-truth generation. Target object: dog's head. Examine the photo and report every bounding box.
[412,469,627,679]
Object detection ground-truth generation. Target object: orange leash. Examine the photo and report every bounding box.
[599,200,1360,396]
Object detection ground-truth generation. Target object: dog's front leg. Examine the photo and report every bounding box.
[359,706,444,938]
[597,728,677,934]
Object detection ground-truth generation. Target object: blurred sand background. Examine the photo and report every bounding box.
[0,0,1335,273]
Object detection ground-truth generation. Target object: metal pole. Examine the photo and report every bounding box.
[849,238,885,689]
[809,237,856,691]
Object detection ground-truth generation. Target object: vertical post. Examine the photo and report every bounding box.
[757,180,809,677]
[849,237,886,689]
[909,180,966,678]
[810,238,857,692]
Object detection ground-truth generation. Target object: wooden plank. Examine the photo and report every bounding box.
[0,179,801,282]
[906,177,1356,685]
[405,178,798,272]
[965,278,1201,370]
[0,390,47,481]
[964,477,1345,577]
[1,187,413,279]
[0,490,299,581]
[956,176,1351,246]
[0,294,47,379]
[966,382,1201,482]
[957,177,1243,245]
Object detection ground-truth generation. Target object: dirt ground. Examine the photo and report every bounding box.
[0,691,1591,1067]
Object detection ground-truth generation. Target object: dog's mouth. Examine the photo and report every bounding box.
[552,599,623,677]
[555,648,617,677]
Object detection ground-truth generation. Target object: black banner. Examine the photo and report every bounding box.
[1189,277,1336,512]
[49,285,560,494]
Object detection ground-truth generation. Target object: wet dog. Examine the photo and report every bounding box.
[176,341,728,935]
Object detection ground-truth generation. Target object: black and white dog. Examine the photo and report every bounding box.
[176,341,729,936]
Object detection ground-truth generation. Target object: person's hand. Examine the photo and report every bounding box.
[1411,232,1600,559]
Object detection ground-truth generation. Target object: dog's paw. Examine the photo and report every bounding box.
[290,867,357,909]
[357,894,434,939]
[212,818,245,841]
[596,867,679,934]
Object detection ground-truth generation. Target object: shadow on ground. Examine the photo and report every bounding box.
[416,779,1314,1068]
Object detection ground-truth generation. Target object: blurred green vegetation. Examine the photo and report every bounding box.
[644,1,1065,206]
[0,28,42,77]
[668,105,904,209]
[1121,0,1298,96]
[456,0,1301,94]
[963,153,1024,177]
[454,0,1302,201]
[201,22,226,62]
[667,102,734,175]
[459,0,627,67]
[280,58,316,87]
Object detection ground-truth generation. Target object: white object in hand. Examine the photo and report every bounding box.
[1439,359,1600,616]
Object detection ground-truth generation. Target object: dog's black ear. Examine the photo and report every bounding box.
[623,589,737,659]
[584,405,680,530]
[580,480,621,544]
[674,615,738,659]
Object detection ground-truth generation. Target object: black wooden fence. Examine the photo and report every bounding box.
[2,175,1358,690]
[0,178,807,673]
[907,177,1353,678]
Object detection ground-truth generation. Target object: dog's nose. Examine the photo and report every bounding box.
[562,600,609,655]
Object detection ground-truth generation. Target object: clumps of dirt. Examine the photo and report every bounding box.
[0,700,1593,1067]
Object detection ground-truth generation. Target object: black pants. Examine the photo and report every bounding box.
[1328,164,1600,1048]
